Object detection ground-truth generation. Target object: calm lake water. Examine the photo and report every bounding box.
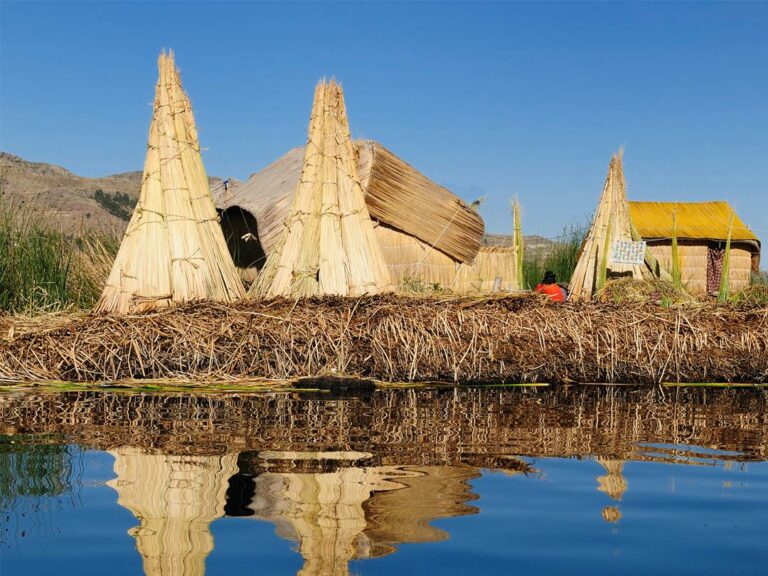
[1,386,767,575]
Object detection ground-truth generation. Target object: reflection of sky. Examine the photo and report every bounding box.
[2,448,768,576]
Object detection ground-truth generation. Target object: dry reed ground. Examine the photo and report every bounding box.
[0,295,765,385]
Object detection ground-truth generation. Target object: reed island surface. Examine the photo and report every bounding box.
[0,294,765,387]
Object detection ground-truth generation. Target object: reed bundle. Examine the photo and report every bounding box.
[252,81,391,298]
[0,296,765,384]
[96,52,244,314]
[570,151,661,301]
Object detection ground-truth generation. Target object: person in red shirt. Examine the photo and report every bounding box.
[535,271,567,302]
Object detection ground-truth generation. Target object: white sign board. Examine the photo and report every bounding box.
[611,239,646,265]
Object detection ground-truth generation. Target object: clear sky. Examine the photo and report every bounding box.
[1,1,766,238]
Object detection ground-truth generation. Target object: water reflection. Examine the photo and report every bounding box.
[1,386,766,574]
[107,449,237,576]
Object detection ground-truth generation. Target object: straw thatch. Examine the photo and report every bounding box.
[374,223,459,288]
[356,141,484,263]
[1,296,765,384]
[214,143,484,270]
[251,80,391,298]
[96,52,245,314]
[570,151,663,301]
[630,201,761,295]
[107,448,237,576]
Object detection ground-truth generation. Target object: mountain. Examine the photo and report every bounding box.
[0,152,224,234]
[483,233,556,253]
[0,152,556,252]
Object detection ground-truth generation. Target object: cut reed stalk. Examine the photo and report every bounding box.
[512,198,524,290]
[671,208,683,290]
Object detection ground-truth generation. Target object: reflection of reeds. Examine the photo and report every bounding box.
[602,506,622,523]
[0,296,765,384]
[0,439,81,544]
[2,387,766,463]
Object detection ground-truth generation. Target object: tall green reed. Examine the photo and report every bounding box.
[523,224,586,289]
[0,191,117,313]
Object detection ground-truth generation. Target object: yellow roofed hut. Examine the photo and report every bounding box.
[629,201,761,296]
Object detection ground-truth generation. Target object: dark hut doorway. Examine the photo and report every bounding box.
[218,206,267,282]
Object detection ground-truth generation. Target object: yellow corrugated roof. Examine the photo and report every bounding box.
[628,201,759,243]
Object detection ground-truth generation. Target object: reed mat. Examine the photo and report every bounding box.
[0,295,765,385]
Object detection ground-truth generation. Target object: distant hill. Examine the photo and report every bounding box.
[0,152,224,234]
[1,152,561,253]
[483,233,556,254]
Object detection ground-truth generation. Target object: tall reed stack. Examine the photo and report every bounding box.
[96,52,245,314]
[570,151,661,300]
[251,80,391,298]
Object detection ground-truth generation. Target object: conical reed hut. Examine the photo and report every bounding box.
[250,80,391,298]
[569,151,662,300]
[96,52,245,314]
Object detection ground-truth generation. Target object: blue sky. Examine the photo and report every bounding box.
[1,1,766,238]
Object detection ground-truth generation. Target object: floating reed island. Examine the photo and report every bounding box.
[0,295,765,385]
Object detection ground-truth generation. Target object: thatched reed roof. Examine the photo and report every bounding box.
[570,151,663,301]
[356,141,484,263]
[629,201,760,248]
[96,52,245,314]
[250,80,391,298]
[107,448,237,576]
[213,143,484,266]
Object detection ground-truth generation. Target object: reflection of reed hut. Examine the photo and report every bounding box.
[596,458,627,523]
[243,451,478,576]
[107,448,238,576]
[214,139,499,292]
[629,201,761,295]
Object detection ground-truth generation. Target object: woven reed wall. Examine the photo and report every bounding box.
[647,241,754,295]
[375,224,458,288]
[453,247,518,294]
